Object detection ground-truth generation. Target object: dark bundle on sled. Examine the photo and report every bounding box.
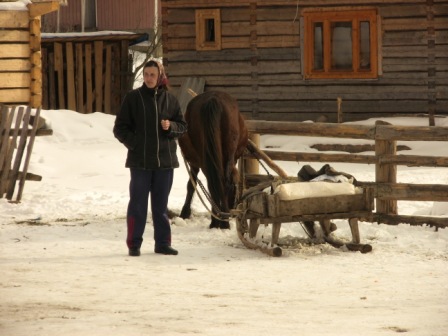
[297,164,358,185]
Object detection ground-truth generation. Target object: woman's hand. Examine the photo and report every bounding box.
[161,119,170,130]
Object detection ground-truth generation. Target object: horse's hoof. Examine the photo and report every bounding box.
[219,222,230,230]
[180,208,191,219]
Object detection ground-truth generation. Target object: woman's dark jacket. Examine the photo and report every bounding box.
[113,84,187,170]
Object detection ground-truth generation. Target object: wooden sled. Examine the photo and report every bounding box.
[234,140,375,257]
[233,183,374,257]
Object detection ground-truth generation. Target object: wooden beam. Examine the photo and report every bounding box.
[66,42,76,111]
[28,2,60,18]
[94,41,103,112]
[54,43,65,109]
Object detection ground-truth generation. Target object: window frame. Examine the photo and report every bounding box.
[195,9,221,51]
[303,8,378,79]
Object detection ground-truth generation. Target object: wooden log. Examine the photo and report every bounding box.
[0,89,30,103]
[250,151,377,165]
[374,183,448,202]
[374,213,447,228]
[246,121,448,141]
[246,120,374,139]
[375,124,448,141]
[0,73,31,88]
[0,11,28,29]
[245,133,260,175]
[375,120,397,215]
[246,139,288,178]
[379,154,448,167]
[28,1,60,18]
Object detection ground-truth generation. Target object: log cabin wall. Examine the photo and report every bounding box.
[0,1,59,108]
[161,0,448,123]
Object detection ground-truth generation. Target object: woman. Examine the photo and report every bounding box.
[113,60,187,256]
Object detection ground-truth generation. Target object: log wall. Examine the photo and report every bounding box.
[0,2,59,108]
[161,0,448,123]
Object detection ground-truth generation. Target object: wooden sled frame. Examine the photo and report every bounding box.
[233,141,375,257]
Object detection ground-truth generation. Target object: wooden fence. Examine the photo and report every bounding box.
[0,105,52,202]
[40,33,146,115]
[244,120,448,229]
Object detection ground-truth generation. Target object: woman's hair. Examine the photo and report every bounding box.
[144,60,169,90]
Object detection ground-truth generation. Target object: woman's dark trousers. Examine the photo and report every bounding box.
[126,168,174,250]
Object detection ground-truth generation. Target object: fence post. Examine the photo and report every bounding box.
[245,133,260,176]
[375,120,397,215]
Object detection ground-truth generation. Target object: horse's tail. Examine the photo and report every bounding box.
[201,96,225,211]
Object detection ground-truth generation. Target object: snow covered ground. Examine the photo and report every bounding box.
[1,110,447,336]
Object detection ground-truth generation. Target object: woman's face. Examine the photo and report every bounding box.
[143,66,159,89]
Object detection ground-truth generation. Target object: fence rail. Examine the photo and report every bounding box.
[244,120,448,229]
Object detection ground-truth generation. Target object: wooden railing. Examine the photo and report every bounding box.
[244,120,448,229]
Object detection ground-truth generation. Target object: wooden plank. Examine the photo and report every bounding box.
[85,44,93,113]
[0,107,23,196]
[120,40,129,114]
[104,45,112,114]
[375,183,448,202]
[94,41,103,112]
[0,89,30,103]
[15,108,42,202]
[0,107,13,196]
[54,42,65,109]
[0,44,29,58]
[0,107,14,180]
[0,73,31,88]
[0,59,31,71]
[0,30,29,42]
[42,48,48,109]
[112,43,121,115]
[48,51,57,109]
[76,43,84,113]
[0,11,28,28]
[66,42,76,111]
[374,213,448,228]
[6,106,31,200]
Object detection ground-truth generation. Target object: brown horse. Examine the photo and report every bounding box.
[179,91,248,229]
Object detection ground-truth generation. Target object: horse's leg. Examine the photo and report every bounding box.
[211,161,238,230]
[180,166,199,219]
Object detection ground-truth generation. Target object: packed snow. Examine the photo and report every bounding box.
[1,108,447,336]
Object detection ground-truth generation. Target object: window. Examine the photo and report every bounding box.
[195,9,221,51]
[303,9,378,79]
